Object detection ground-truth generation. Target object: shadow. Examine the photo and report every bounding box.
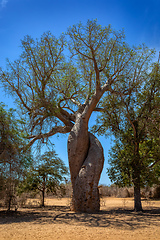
[0,206,160,230]
[0,205,69,225]
[53,207,160,230]
[21,205,70,212]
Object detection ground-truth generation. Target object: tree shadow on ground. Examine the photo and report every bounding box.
[0,205,69,225]
[0,206,160,230]
[53,207,160,230]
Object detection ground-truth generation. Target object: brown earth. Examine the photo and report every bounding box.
[0,197,160,240]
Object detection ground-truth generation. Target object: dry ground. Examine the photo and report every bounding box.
[0,197,160,240]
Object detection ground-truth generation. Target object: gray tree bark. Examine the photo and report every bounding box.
[68,113,104,212]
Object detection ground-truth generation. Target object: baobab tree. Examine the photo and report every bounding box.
[0,20,154,212]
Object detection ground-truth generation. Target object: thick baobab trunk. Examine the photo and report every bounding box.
[68,113,104,213]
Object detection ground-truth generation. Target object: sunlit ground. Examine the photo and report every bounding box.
[0,197,160,240]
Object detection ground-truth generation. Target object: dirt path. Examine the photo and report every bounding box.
[0,198,160,240]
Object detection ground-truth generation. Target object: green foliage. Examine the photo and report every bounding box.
[0,20,140,145]
[19,150,69,204]
[108,137,160,188]
[0,20,158,211]
[0,31,82,138]
[0,103,32,174]
[0,103,32,209]
[94,62,160,190]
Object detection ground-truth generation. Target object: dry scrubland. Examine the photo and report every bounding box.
[0,197,160,240]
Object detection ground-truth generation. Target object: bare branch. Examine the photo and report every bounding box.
[71,98,82,107]
[74,47,93,60]
[27,125,72,148]
[93,107,105,112]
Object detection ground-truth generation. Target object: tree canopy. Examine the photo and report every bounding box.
[93,60,160,211]
[0,103,32,210]
[107,137,160,187]
[0,20,144,146]
[0,103,31,176]
[19,150,68,206]
[0,20,157,212]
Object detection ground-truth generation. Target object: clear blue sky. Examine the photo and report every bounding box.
[0,0,160,185]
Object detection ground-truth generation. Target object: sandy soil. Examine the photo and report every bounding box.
[0,197,160,240]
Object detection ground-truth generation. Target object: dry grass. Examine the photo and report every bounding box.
[0,197,160,240]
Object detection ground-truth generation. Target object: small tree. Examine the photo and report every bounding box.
[20,150,68,207]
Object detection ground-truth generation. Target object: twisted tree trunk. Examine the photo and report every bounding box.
[68,113,104,212]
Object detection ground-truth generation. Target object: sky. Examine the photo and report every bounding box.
[0,0,160,185]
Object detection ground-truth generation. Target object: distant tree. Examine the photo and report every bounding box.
[0,103,32,210]
[0,20,155,212]
[93,61,160,211]
[19,150,68,207]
